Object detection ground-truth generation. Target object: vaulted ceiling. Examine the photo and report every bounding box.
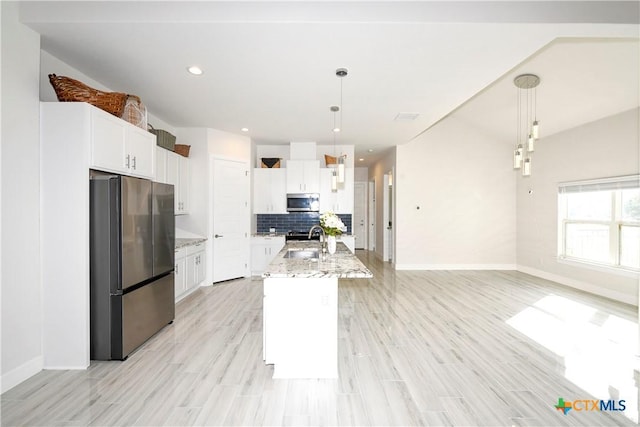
[21,1,639,165]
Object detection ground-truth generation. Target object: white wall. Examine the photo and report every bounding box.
[1,1,43,392]
[354,167,368,182]
[395,116,517,269]
[517,108,639,305]
[207,128,251,160]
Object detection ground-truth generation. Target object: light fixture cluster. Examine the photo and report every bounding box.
[513,74,540,177]
[330,68,348,192]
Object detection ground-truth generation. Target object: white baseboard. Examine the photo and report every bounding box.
[1,355,43,394]
[395,264,517,271]
[517,265,636,306]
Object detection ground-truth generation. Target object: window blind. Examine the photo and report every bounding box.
[558,175,640,194]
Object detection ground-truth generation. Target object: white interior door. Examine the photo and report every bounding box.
[388,179,394,262]
[212,158,249,282]
[353,182,367,249]
[368,181,375,251]
[382,172,393,262]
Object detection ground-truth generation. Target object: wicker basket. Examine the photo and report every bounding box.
[122,95,147,130]
[48,74,128,117]
[174,144,191,157]
[149,125,176,150]
[261,158,281,168]
[324,154,337,166]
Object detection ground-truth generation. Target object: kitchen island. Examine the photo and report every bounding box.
[262,240,372,378]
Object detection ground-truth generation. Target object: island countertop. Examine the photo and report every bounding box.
[262,241,373,279]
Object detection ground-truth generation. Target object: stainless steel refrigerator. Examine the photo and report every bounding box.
[90,173,175,360]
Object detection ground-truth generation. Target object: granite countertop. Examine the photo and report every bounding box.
[252,233,355,238]
[262,241,373,279]
[175,237,207,249]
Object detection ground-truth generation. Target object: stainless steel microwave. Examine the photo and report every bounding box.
[286,193,320,212]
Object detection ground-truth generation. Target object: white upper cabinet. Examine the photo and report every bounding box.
[253,168,287,214]
[286,160,320,193]
[155,146,168,183]
[166,151,190,215]
[319,167,354,214]
[91,113,126,172]
[319,168,334,213]
[126,126,155,178]
[90,107,155,179]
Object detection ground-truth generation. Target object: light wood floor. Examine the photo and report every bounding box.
[2,252,638,426]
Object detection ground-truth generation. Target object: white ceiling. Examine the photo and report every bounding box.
[20,1,639,165]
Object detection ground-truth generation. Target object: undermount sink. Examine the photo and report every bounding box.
[283,248,320,259]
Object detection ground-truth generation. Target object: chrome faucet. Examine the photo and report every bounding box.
[308,225,326,254]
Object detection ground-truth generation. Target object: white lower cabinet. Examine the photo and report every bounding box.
[174,247,187,298]
[251,236,285,275]
[186,246,206,288]
[338,235,355,253]
[175,242,206,300]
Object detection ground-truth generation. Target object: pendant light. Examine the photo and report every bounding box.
[532,120,540,140]
[331,169,338,192]
[336,68,348,184]
[527,133,535,152]
[330,105,339,192]
[514,74,540,177]
[522,157,531,177]
[513,144,523,169]
[532,82,540,139]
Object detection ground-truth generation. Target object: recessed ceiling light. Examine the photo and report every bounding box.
[394,112,420,121]
[241,127,249,132]
[333,127,340,133]
[187,66,203,75]
[368,149,374,153]
[359,158,364,162]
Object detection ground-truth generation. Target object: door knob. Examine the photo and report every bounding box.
[214,234,223,238]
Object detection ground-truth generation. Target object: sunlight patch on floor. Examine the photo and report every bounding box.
[507,294,639,423]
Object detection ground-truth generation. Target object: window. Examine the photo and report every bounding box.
[558,175,640,271]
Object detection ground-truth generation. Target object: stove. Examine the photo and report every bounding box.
[286,230,321,241]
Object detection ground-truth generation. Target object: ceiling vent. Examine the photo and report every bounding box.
[394,112,420,121]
